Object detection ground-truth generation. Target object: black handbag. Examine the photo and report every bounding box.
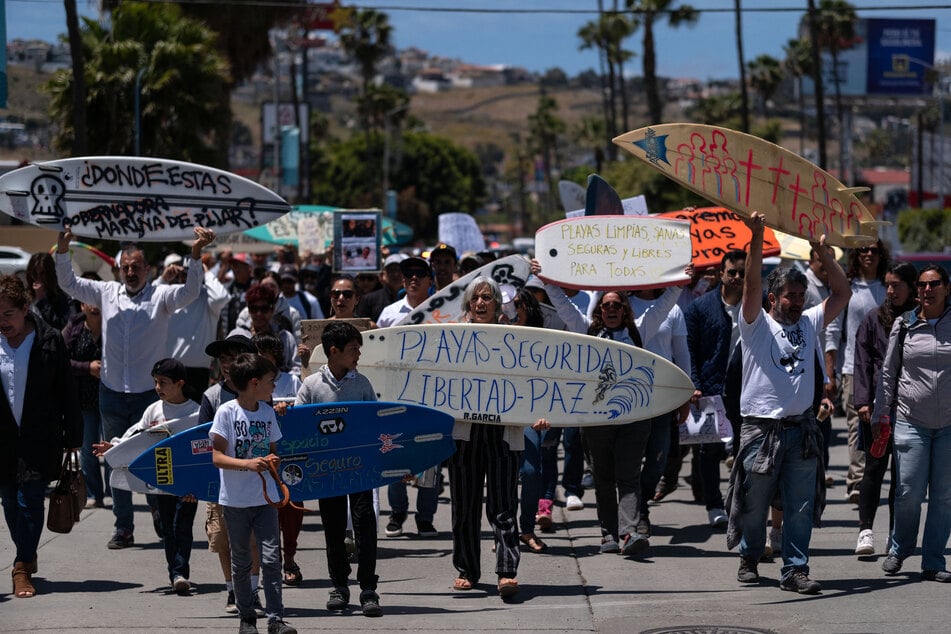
[47,451,84,533]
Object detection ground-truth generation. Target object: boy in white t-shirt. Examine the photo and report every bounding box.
[210,353,296,634]
[94,358,200,595]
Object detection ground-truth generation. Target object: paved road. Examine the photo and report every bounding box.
[3,416,946,633]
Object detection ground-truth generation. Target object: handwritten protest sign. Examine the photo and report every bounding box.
[656,207,781,269]
[534,215,692,291]
[678,395,732,445]
[0,157,289,241]
[613,124,883,247]
[438,213,484,255]
[359,323,695,426]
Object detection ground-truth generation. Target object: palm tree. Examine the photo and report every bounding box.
[339,8,393,97]
[783,38,815,154]
[734,0,749,132]
[47,3,231,164]
[528,92,567,219]
[574,116,608,174]
[63,0,87,155]
[747,54,783,118]
[804,0,828,168]
[626,0,698,124]
[812,0,859,177]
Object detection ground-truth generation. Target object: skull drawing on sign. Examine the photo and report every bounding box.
[30,175,66,223]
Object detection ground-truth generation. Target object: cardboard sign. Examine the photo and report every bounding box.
[438,212,484,255]
[679,395,733,445]
[656,207,781,270]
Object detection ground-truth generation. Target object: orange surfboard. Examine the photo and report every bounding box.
[655,207,781,270]
[613,124,884,248]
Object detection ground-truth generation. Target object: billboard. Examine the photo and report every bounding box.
[802,18,936,97]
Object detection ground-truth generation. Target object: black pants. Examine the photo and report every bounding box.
[858,439,897,532]
[318,490,377,590]
[156,495,197,583]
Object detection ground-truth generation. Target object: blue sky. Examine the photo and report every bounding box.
[6,0,951,80]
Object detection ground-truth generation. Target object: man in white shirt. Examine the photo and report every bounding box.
[278,265,324,321]
[730,212,849,595]
[55,226,215,549]
[376,257,433,328]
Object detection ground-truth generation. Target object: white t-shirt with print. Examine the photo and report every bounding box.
[209,399,283,508]
[739,304,823,419]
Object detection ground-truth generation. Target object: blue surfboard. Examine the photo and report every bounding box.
[126,402,455,502]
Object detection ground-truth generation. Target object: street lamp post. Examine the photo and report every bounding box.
[134,67,146,156]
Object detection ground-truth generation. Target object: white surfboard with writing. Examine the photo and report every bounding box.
[358,323,694,426]
[103,413,200,493]
[534,215,692,291]
[397,254,531,326]
[0,156,290,241]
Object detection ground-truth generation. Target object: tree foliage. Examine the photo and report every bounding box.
[747,54,783,118]
[310,131,485,240]
[897,208,951,253]
[47,3,231,165]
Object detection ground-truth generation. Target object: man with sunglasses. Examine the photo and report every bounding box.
[376,256,441,538]
[682,250,747,529]
[729,212,850,595]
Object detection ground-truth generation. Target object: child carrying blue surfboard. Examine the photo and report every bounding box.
[295,321,383,617]
[209,353,296,634]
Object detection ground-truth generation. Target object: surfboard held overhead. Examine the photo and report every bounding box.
[0,156,290,242]
[612,124,887,248]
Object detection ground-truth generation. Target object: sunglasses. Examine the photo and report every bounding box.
[858,246,880,255]
[403,270,431,280]
[601,301,624,311]
[469,294,495,304]
[917,280,944,290]
[725,269,745,278]
[248,304,272,313]
[330,289,355,299]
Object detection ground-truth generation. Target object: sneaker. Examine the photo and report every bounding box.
[635,517,652,538]
[847,489,861,505]
[225,590,238,614]
[737,556,760,583]
[106,529,134,550]
[780,570,821,594]
[535,498,553,531]
[581,470,595,489]
[769,527,783,555]
[565,494,584,511]
[921,570,951,583]
[619,533,649,557]
[707,508,728,527]
[359,589,383,617]
[599,536,620,554]
[239,617,258,634]
[882,554,903,575]
[416,519,438,538]
[855,529,875,556]
[251,591,265,617]
[326,586,350,611]
[267,619,298,634]
[385,513,406,538]
[172,575,190,594]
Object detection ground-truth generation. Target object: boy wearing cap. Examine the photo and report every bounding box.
[429,243,458,291]
[94,358,200,595]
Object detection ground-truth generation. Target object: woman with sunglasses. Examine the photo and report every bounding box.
[530,259,682,557]
[449,276,549,600]
[828,240,890,504]
[873,265,951,582]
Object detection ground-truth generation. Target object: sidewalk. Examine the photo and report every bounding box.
[3,416,946,633]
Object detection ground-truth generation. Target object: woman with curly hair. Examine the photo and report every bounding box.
[0,275,82,598]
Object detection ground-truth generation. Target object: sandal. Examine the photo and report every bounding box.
[283,562,302,586]
[12,564,35,598]
[497,577,519,598]
[519,533,548,553]
[453,577,473,591]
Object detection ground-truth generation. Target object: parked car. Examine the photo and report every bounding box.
[0,245,31,280]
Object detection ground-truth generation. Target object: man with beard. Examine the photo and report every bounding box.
[55,226,216,549]
[728,212,850,595]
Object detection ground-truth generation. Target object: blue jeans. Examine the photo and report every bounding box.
[223,504,283,622]
[890,420,951,571]
[640,414,674,516]
[157,495,197,582]
[519,427,557,533]
[1,480,47,565]
[80,408,106,502]
[738,425,817,580]
[542,427,584,499]
[387,480,437,523]
[99,385,157,532]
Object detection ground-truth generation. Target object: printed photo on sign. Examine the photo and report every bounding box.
[334,210,382,273]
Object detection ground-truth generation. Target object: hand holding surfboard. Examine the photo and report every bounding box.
[612,124,884,248]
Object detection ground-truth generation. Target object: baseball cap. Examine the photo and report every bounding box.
[151,358,187,382]
[163,253,183,268]
[430,243,457,261]
[400,256,433,277]
[383,253,408,269]
[278,265,298,282]
[205,334,256,358]
[231,253,250,266]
